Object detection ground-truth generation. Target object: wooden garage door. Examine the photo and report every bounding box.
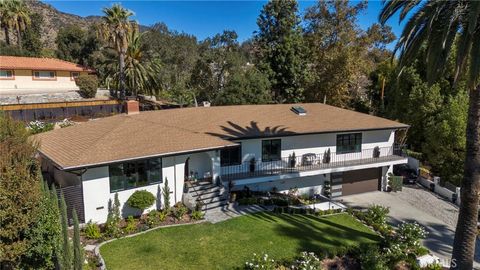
[342,168,381,196]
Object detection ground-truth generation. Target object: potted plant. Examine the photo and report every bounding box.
[373,146,381,158]
[289,152,296,168]
[249,157,256,173]
[322,148,331,164]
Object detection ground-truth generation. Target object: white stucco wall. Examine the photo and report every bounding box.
[0,70,89,93]
[82,155,188,224]
[221,129,396,175]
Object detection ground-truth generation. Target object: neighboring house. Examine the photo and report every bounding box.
[0,56,94,94]
[36,102,408,223]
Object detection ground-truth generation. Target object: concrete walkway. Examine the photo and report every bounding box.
[337,186,480,269]
[204,203,268,223]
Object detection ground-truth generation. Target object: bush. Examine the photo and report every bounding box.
[244,253,276,270]
[191,210,204,220]
[158,210,167,222]
[272,198,288,206]
[127,190,156,213]
[84,220,101,239]
[238,197,258,205]
[75,75,98,98]
[27,120,54,134]
[145,210,159,227]
[173,203,188,221]
[387,222,428,256]
[364,205,389,227]
[124,216,137,234]
[358,245,388,270]
[292,252,322,270]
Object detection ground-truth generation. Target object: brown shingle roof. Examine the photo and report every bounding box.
[35,103,408,170]
[0,56,94,72]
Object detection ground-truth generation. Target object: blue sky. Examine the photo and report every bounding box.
[45,1,404,45]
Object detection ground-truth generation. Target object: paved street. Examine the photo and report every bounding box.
[338,186,480,269]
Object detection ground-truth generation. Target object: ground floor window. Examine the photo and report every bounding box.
[33,70,56,80]
[0,70,14,79]
[109,158,162,192]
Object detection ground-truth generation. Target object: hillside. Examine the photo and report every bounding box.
[0,0,146,50]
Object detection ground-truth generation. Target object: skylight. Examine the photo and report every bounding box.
[291,106,307,116]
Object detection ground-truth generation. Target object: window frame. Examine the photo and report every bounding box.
[220,144,242,167]
[336,133,362,154]
[70,71,80,81]
[0,70,14,80]
[32,70,57,81]
[262,139,282,162]
[108,158,163,193]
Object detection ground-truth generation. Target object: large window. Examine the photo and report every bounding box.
[109,158,162,192]
[70,72,80,81]
[336,133,362,154]
[33,71,56,80]
[262,139,281,162]
[0,70,14,79]
[220,144,241,166]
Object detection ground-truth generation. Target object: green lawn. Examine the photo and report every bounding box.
[100,212,379,270]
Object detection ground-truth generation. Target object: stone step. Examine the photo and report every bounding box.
[198,195,227,204]
[197,189,224,199]
[203,199,228,211]
[190,185,223,194]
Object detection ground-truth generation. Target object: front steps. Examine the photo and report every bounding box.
[184,181,228,212]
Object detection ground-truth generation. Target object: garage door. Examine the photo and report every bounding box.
[342,168,381,196]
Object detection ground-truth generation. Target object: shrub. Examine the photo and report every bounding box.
[244,253,276,270]
[364,205,389,227]
[27,120,54,134]
[84,220,101,239]
[158,210,167,222]
[272,198,288,206]
[162,178,171,212]
[389,222,428,256]
[191,210,204,220]
[124,216,137,234]
[104,193,122,238]
[238,197,257,205]
[75,74,98,98]
[173,203,188,221]
[425,263,443,270]
[145,210,160,227]
[292,252,322,270]
[358,245,388,270]
[127,190,156,214]
[59,118,74,128]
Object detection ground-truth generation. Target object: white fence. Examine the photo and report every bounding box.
[418,176,461,206]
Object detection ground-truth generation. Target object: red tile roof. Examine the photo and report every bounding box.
[0,56,95,72]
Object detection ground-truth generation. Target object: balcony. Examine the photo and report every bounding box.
[221,146,404,181]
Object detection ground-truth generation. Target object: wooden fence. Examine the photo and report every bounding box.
[0,100,124,122]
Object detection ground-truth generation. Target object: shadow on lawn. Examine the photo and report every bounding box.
[246,212,380,254]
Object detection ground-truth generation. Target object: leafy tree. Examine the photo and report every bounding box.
[56,25,87,63]
[255,0,307,103]
[380,1,480,268]
[72,209,83,270]
[97,3,136,100]
[127,190,156,214]
[21,182,62,269]
[304,0,395,108]
[0,112,42,268]
[76,74,99,98]
[20,12,43,56]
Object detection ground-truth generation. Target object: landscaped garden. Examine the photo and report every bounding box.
[100,212,379,269]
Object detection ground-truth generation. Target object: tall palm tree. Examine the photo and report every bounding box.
[380,1,480,269]
[0,0,11,45]
[0,0,30,48]
[97,4,136,100]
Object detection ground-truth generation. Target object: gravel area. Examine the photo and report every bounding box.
[391,185,459,228]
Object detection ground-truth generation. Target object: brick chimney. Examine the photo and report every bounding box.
[125,100,140,115]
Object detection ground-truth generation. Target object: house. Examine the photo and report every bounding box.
[0,56,94,94]
[36,102,409,223]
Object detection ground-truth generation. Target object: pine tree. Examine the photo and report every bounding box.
[255,0,307,103]
[72,209,83,270]
[162,178,171,212]
[59,192,73,269]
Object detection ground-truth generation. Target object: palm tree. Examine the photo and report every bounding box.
[97,4,136,100]
[0,0,30,48]
[103,30,161,96]
[380,1,480,269]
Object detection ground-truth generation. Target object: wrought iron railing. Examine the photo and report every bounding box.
[221,146,403,181]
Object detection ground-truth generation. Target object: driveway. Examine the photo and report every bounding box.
[337,185,480,269]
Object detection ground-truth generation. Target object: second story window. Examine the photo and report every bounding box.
[108,158,162,193]
[262,139,281,162]
[0,70,14,79]
[33,71,56,80]
[220,144,242,166]
[336,133,362,154]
